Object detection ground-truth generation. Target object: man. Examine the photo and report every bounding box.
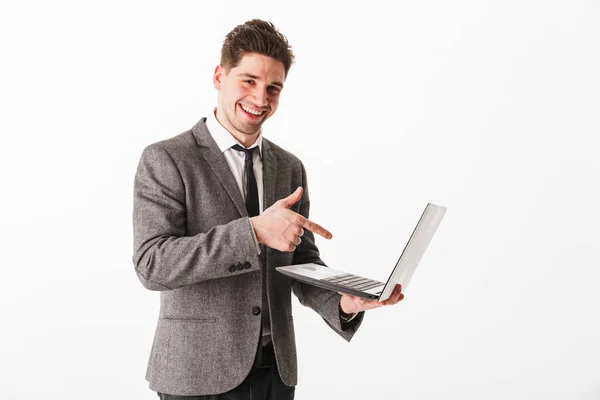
[133,19,404,399]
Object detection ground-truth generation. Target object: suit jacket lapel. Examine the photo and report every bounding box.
[261,139,277,211]
[261,139,277,280]
[192,118,247,217]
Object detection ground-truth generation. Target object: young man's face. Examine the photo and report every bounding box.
[213,53,285,143]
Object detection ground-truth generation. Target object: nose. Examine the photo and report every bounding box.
[252,86,268,108]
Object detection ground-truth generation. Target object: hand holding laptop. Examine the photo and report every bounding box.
[251,187,333,252]
[339,284,405,314]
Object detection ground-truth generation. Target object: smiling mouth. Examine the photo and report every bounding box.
[239,104,266,117]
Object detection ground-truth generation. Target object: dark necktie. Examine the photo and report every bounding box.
[232,144,260,217]
[233,144,269,367]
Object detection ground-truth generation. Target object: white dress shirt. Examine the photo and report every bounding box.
[206,109,264,214]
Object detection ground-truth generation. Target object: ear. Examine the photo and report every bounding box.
[213,65,225,90]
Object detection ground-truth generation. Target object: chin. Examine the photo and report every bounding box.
[233,122,260,136]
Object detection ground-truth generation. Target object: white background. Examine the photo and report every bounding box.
[1,0,599,399]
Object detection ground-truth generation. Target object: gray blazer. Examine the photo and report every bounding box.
[133,118,364,396]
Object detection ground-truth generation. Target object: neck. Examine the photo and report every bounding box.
[215,108,259,148]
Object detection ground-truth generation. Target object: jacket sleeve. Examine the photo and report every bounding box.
[132,145,262,291]
[290,164,365,341]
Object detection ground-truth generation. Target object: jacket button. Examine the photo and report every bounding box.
[252,306,261,316]
[236,263,244,271]
[228,265,236,273]
[244,262,251,269]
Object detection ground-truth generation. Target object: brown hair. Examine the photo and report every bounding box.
[221,19,295,77]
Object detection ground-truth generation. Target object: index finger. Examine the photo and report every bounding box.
[300,216,333,239]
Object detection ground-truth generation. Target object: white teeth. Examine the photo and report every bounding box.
[241,105,263,116]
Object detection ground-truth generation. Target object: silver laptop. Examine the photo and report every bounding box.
[276,203,447,301]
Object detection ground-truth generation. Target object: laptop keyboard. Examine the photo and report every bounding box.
[320,273,385,292]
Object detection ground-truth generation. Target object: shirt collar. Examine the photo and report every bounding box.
[206,108,263,157]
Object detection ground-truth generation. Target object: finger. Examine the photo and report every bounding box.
[298,227,304,237]
[387,290,402,305]
[392,284,403,299]
[276,237,297,253]
[284,243,296,252]
[280,187,303,208]
[382,284,403,305]
[384,293,405,306]
[283,228,302,245]
[300,217,333,239]
[383,285,401,304]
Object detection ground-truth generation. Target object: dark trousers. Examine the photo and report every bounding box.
[157,341,295,400]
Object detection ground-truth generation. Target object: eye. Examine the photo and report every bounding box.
[244,79,255,85]
[268,86,281,94]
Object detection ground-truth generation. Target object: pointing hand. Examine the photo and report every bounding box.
[251,187,332,252]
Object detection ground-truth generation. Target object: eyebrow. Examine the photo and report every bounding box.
[237,73,284,89]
